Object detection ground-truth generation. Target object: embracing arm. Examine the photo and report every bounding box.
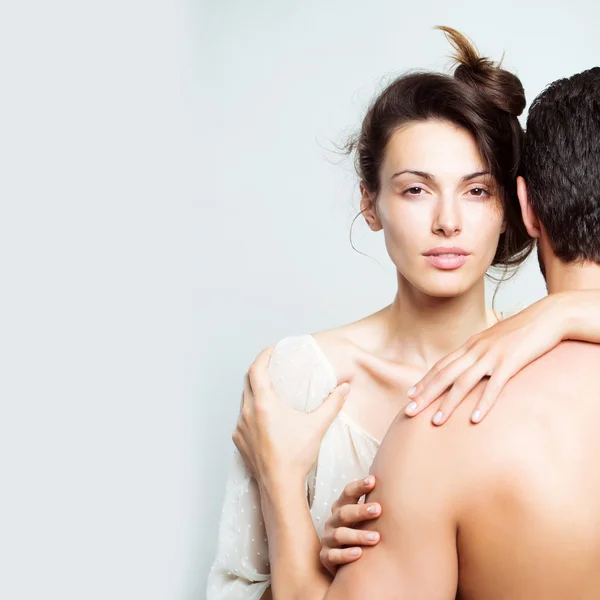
[560,290,600,343]
[232,345,351,600]
[406,289,600,425]
[258,476,332,600]
[208,334,342,600]
[324,412,459,600]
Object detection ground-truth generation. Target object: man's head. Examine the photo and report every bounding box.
[517,67,600,286]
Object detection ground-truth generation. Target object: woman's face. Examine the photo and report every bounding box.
[362,119,505,298]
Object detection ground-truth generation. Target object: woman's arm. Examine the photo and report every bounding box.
[561,290,600,343]
[404,290,600,424]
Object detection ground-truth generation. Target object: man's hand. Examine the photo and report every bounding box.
[233,346,351,488]
[320,476,381,575]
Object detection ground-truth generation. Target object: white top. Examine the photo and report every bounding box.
[206,334,381,600]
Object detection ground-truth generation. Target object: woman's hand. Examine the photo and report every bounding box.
[232,346,351,490]
[403,293,577,425]
[319,476,382,576]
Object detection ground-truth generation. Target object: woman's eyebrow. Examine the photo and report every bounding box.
[390,170,491,183]
[461,170,490,183]
[390,169,434,181]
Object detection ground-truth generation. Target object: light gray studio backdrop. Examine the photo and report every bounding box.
[1,1,598,599]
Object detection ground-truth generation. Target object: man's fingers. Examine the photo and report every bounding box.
[332,502,381,527]
[231,426,249,457]
[433,360,495,425]
[241,373,255,416]
[253,345,275,369]
[471,368,512,424]
[247,345,275,395]
[312,383,350,437]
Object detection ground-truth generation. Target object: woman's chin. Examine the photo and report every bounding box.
[411,273,480,299]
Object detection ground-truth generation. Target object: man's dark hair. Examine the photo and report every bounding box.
[522,67,600,264]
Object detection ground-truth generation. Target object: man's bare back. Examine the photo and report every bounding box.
[452,341,600,599]
[323,341,600,600]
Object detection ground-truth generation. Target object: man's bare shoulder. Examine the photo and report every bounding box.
[498,340,600,413]
[369,405,465,497]
[514,340,600,383]
[428,341,600,493]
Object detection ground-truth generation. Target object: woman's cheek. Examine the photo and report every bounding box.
[380,204,427,256]
[470,210,504,257]
[382,225,421,274]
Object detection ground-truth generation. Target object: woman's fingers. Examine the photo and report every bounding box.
[333,476,376,512]
[432,359,495,425]
[405,351,477,416]
[324,547,363,566]
[470,367,512,424]
[320,546,363,576]
[332,501,381,527]
[325,526,380,548]
[406,347,466,405]
[320,519,381,575]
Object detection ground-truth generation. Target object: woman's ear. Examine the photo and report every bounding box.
[516,176,541,238]
[360,183,382,232]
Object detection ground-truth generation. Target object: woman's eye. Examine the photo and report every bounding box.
[404,186,424,196]
[468,187,489,198]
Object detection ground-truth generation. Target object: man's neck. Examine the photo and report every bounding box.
[545,258,600,294]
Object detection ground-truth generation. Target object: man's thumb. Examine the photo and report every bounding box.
[312,382,350,434]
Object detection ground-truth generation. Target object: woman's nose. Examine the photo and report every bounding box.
[432,198,462,236]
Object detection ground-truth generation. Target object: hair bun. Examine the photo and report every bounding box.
[437,26,526,117]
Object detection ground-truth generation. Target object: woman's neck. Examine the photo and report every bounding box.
[379,275,492,370]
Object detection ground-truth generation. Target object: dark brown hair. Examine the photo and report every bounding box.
[522,67,600,265]
[348,26,533,268]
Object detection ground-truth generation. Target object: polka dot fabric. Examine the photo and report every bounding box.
[206,335,380,599]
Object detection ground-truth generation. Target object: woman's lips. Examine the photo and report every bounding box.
[424,254,469,269]
[422,247,470,270]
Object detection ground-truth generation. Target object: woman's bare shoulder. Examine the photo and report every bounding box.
[310,311,386,384]
[247,308,389,404]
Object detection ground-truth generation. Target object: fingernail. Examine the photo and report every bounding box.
[364,476,374,486]
[432,411,443,425]
[339,383,350,396]
[366,532,379,542]
[349,548,361,556]
[471,410,481,423]
[407,386,416,398]
[367,505,379,515]
[405,401,417,415]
